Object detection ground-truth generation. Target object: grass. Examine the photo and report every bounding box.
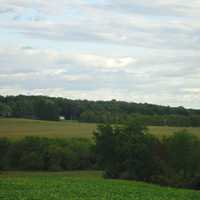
[0,171,199,200]
[0,118,96,139]
[149,126,200,139]
[0,118,199,139]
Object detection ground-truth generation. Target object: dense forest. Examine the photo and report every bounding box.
[0,95,200,126]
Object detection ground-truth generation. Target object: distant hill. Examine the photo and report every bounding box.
[0,95,200,126]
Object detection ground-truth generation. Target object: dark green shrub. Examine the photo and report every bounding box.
[164,130,200,188]
[6,137,48,170]
[46,145,65,171]
[94,122,200,189]
[0,138,10,169]
[94,121,162,181]
[67,138,95,169]
[3,137,95,171]
[20,151,45,170]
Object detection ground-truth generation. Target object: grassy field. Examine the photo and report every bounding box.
[0,171,199,200]
[0,118,96,139]
[148,126,200,139]
[0,118,200,139]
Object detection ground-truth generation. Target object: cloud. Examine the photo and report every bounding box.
[0,47,140,92]
[0,1,199,49]
[0,47,199,108]
[0,1,199,108]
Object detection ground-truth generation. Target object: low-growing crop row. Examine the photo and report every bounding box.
[0,171,199,200]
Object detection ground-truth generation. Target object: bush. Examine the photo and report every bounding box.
[164,130,200,188]
[94,121,162,181]
[2,137,95,171]
[94,122,200,189]
[46,145,65,171]
[0,138,10,169]
[5,137,48,170]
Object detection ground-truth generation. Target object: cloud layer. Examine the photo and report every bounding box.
[0,0,200,108]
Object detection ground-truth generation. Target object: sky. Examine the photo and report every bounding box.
[0,0,200,108]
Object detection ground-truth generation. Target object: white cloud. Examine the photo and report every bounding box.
[0,1,199,108]
[0,0,199,49]
[0,47,138,74]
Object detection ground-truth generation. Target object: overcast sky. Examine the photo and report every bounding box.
[0,0,200,108]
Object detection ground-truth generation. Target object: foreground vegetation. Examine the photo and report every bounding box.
[1,121,200,189]
[0,171,199,200]
[0,118,200,139]
[95,122,200,189]
[0,137,95,171]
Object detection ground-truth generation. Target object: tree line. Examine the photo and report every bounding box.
[0,95,200,126]
[0,122,200,189]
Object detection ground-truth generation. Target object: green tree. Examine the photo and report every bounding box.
[94,121,161,180]
[0,138,10,169]
[0,102,12,117]
[34,99,59,121]
[166,130,200,184]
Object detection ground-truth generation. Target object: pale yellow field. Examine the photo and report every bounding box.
[0,118,199,139]
[0,118,96,139]
[148,126,200,139]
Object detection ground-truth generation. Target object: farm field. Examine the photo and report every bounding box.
[0,118,96,139]
[0,118,200,139]
[0,171,199,200]
[148,126,200,138]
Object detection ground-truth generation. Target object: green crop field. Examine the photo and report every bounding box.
[0,118,200,139]
[0,171,199,200]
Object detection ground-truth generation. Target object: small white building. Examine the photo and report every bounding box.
[59,116,65,121]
